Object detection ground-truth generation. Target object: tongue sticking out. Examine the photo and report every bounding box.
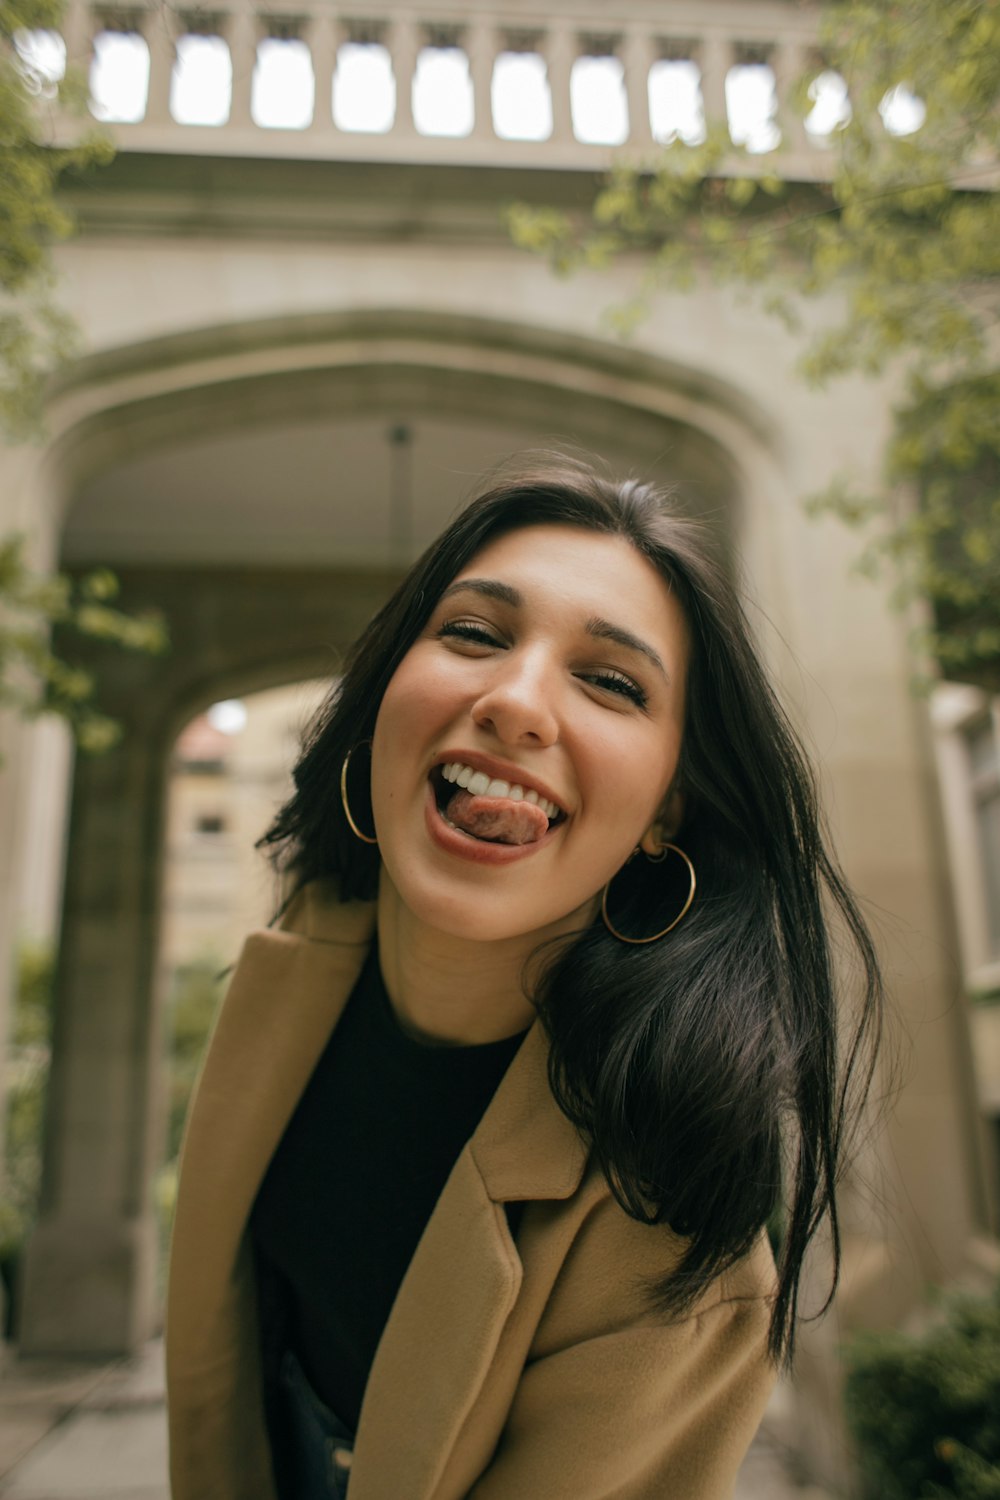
[444,789,551,846]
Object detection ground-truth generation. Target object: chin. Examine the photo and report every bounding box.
[391,870,596,950]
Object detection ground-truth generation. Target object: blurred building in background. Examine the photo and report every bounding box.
[0,0,997,1489]
[159,687,325,975]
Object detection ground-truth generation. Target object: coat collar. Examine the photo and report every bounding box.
[170,879,592,1500]
[272,880,592,1500]
[283,880,589,1204]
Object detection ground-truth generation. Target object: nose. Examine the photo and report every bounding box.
[470,649,560,747]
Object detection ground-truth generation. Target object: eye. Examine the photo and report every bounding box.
[580,668,648,709]
[437,619,505,649]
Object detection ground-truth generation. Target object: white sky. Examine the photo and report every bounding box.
[15,29,926,145]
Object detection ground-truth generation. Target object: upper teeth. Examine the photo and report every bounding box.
[441,762,560,821]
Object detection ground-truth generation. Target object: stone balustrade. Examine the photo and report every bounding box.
[46,0,835,176]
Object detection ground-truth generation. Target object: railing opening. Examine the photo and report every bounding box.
[14,27,66,89]
[805,68,851,142]
[879,83,925,137]
[570,51,627,146]
[333,40,395,133]
[412,43,473,137]
[492,48,551,142]
[648,57,705,145]
[171,33,232,127]
[252,33,315,130]
[725,57,780,153]
[90,25,149,124]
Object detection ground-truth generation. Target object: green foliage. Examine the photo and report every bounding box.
[1,0,113,435]
[0,940,52,1261]
[844,1279,1000,1499]
[164,959,223,1163]
[0,9,166,753]
[0,534,169,753]
[507,0,1000,689]
[2,946,223,1282]
[1,3,113,431]
[157,957,223,1281]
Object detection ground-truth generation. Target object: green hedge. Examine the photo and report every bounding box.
[844,1280,1000,1500]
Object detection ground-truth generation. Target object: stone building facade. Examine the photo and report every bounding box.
[0,0,997,1488]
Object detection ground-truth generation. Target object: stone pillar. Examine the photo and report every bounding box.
[621,28,655,148]
[304,13,337,134]
[467,21,496,142]
[0,448,70,1344]
[226,6,259,130]
[698,32,731,133]
[60,0,94,71]
[389,17,419,138]
[142,5,178,126]
[18,726,167,1354]
[773,39,811,157]
[542,24,576,144]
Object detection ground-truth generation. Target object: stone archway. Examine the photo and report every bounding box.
[20,314,758,1353]
[18,565,401,1353]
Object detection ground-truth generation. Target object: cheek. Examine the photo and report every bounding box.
[378,649,458,728]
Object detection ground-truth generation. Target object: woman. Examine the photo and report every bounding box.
[166,455,882,1500]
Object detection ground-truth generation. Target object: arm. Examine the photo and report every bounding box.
[469,1285,775,1500]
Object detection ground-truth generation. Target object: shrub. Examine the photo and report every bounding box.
[1,942,54,1335]
[164,959,224,1162]
[844,1280,1000,1499]
[157,958,225,1290]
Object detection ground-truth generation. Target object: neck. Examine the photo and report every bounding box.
[376,869,572,1046]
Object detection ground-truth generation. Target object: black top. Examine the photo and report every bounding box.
[249,945,528,1435]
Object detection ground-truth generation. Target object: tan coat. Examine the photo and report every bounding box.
[166,880,777,1500]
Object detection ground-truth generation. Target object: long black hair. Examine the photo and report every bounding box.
[260,453,883,1365]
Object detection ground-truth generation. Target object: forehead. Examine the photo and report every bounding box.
[449,523,689,650]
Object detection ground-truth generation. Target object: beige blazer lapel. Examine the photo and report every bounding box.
[349,1023,589,1500]
[171,883,591,1500]
[167,896,375,1401]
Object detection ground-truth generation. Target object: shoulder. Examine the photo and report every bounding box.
[276,879,375,945]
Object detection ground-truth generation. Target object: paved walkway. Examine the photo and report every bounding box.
[0,1341,834,1499]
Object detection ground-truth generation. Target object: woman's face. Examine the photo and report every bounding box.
[370,524,690,946]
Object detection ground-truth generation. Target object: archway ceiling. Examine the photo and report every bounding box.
[61,372,735,569]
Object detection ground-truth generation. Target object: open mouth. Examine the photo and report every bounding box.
[430,762,566,847]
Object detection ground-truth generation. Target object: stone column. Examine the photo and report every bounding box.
[0,450,73,1345]
[542,24,576,144]
[773,39,811,157]
[226,5,259,130]
[467,21,496,142]
[621,27,655,148]
[18,724,167,1353]
[142,5,178,126]
[304,13,337,134]
[388,17,419,138]
[60,0,94,71]
[697,32,731,134]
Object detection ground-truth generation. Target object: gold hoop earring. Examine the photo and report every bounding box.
[600,842,696,945]
[340,740,378,845]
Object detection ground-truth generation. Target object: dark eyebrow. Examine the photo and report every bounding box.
[438,578,522,607]
[586,616,668,680]
[439,580,668,679]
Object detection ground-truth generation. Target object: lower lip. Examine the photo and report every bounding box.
[424,781,559,866]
